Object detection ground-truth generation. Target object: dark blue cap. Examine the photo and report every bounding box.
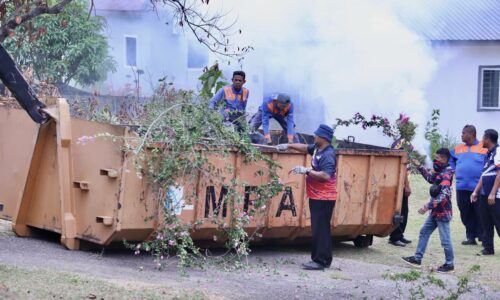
[314,124,334,143]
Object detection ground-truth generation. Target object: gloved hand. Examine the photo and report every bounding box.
[291,166,310,175]
[276,144,289,152]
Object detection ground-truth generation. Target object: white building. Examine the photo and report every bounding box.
[400,0,500,139]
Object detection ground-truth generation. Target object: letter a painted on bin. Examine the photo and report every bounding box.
[276,187,297,217]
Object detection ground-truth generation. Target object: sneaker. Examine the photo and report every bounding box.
[301,261,325,271]
[461,239,477,245]
[402,256,421,267]
[389,240,406,247]
[477,249,495,256]
[400,237,412,244]
[437,264,454,273]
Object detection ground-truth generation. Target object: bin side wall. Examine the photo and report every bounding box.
[0,108,38,220]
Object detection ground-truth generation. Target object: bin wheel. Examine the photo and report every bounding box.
[353,235,373,248]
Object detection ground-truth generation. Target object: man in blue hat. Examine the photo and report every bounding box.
[277,124,337,270]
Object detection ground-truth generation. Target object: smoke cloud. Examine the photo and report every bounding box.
[220,0,437,150]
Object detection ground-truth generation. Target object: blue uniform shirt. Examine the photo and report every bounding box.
[261,96,295,137]
[450,140,488,191]
[209,85,249,121]
[481,144,500,198]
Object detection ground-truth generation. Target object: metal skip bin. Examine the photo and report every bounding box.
[0,98,407,249]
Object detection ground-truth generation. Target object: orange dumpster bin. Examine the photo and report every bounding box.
[0,98,407,249]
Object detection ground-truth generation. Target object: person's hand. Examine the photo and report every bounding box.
[290,166,309,175]
[404,186,412,197]
[418,206,428,215]
[488,193,496,206]
[470,192,478,203]
[411,158,421,167]
[276,144,289,152]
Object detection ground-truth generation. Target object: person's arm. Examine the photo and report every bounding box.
[308,154,335,182]
[412,159,434,183]
[262,102,271,142]
[286,104,295,143]
[307,168,331,182]
[241,90,249,112]
[287,143,309,154]
[209,88,224,109]
[471,177,483,203]
[449,149,457,170]
[403,170,411,197]
[488,170,500,205]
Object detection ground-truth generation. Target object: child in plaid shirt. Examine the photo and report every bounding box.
[402,148,455,273]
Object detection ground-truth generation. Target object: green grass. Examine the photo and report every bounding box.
[0,264,210,300]
[332,175,500,289]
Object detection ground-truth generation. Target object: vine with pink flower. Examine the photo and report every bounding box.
[334,112,426,164]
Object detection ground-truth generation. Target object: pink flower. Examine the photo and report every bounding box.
[134,250,140,255]
[156,233,164,240]
[76,135,96,145]
[238,212,247,218]
[168,240,175,246]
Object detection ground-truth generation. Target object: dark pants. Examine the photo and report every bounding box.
[478,195,500,252]
[390,195,409,242]
[249,109,298,143]
[309,199,335,267]
[457,190,483,241]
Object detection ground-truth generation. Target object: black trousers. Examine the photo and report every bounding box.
[478,195,500,252]
[457,190,483,241]
[309,199,335,267]
[390,195,409,242]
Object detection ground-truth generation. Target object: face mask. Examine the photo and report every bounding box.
[433,159,445,172]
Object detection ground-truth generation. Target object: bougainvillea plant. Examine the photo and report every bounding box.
[335,112,426,166]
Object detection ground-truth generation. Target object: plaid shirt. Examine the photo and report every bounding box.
[417,165,454,222]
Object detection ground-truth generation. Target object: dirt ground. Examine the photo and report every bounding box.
[0,221,498,300]
[1,176,500,299]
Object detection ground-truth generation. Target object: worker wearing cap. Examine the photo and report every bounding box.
[277,124,337,270]
[249,93,296,144]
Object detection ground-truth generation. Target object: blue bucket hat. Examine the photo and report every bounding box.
[314,124,334,143]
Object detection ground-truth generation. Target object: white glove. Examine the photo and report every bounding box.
[291,166,310,175]
[276,144,289,152]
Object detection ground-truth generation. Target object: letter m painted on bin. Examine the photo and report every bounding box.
[204,186,228,218]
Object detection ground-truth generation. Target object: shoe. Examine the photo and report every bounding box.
[402,256,421,267]
[400,237,412,244]
[461,239,477,245]
[477,249,495,256]
[301,261,325,270]
[389,240,406,247]
[437,264,454,273]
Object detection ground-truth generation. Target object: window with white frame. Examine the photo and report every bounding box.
[125,36,137,67]
[478,66,500,110]
[187,39,208,69]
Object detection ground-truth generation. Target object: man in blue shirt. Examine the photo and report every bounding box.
[249,93,296,144]
[449,125,487,245]
[209,71,249,132]
[471,129,500,256]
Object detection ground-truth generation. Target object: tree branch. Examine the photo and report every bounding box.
[0,0,73,42]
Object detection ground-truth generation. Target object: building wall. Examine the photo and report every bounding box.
[426,42,500,140]
[95,9,204,95]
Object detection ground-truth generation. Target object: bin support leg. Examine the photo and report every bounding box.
[54,99,79,250]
